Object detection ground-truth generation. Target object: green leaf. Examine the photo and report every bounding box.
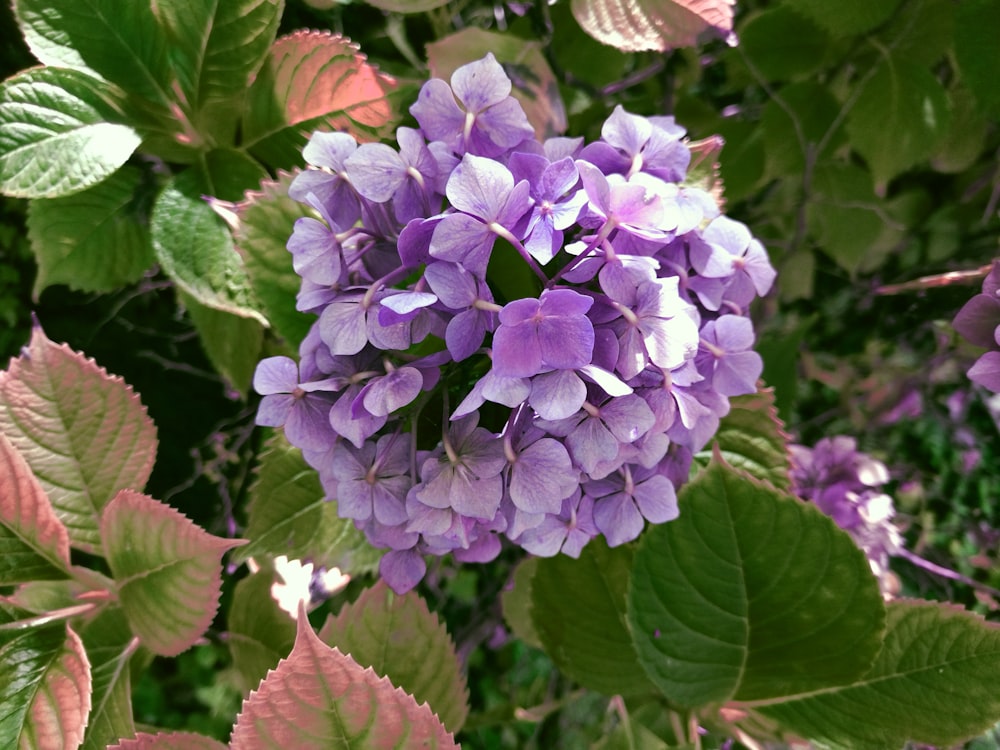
[695,387,792,490]
[154,0,283,145]
[27,165,154,297]
[363,0,450,11]
[739,7,829,82]
[14,0,172,107]
[785,0,903,37]
[108,732,228,750]
[427,28,566,139]
[712,118,765,204]
[954,0,1000,117]
[230,614,460,749]
[531,538,655,696]
[627,457,886,707]
[0,432,71,584]
[0,324,158,552]
[101,489,245,657]
[243,30,399,169]
[758,600,1000,749]
[80,608,138,750]
[319,581,469,733]
[179,291,264,398]
[227,570,296,695]
[501,556,543,650]
[932,84,989,174]
[0,67,141,199]
[877,0,953,66]
[234,433,381,574]
[0,610,91,749]
[234,171,316,349]
[846,56,950,191]
[760,81,843,180]
[200,148,270,202]
[570,0,735,52]
[151,170,266,324]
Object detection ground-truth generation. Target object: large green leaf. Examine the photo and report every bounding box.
[570,0,735,52]
[0,605,91,749]
[234,433,381,574]
[739,7,829,82]
[151,170,267,324]
[14,0,172,107]
[627,456,886,707]
[80,608,137,750]
[101,489,244,657]
[788,0,903,37]
[0,432,71,584]
[531,538,655,696]
[846,56,950,191]
[0,67,141,199]
[154,0,283,145]
[363,0,450,11]
[319,581,469,733]
[759,81,843,180]
[227,570,296,695]
[27,165,153,296]
[501,556,542,650]
[954,0,1000,118]
[0,324,158,552]
[243,31,398,169]
[230,614,459,749]
[758,600,1000,749]
[179,290,264,398]
[234,171,315,349]
[108,733,228,750]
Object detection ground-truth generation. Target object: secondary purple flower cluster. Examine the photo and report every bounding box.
[790,436,901,593]
[953,261,1000,392]
[254,54,776,593]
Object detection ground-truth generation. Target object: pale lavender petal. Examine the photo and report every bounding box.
[481,371,532,407]
[450,53,511,112]
[592,493,644,546]
[509,438,576,514]
[633,474,679,523]
[410,78,465,143]
[363,367,423,416]
[529,370,586,421]
[446,154,514,219]
[578,364,632,397]
[380,549,426,594]
[446,309,488,362]
[493,323,543,378]
[320,300,369,355]
[256,393,294,426]
[254,356,299,395]
[285,393,338,452]
[424,261,476,308]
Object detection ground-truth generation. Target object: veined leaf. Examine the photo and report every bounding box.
[243,31,398,169]
[227,571,296,695]
[0,67,140,199]
[0,432,71,584]
[0,324,158,553]
[80,608,138,750]
[571,0,735,52]
[27,165,154,297]
[0,605,91,750]
[233,170,316,349]
[107,732,228,750]
[501,556,542,650]
[627,456,886,707]
[230,613,459,749]
[757,600,1000,748]
[790,0,904,38]
[319,581,469,733]
[955,0,1000,117]
[101,490,245,657]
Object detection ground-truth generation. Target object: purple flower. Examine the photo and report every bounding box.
[517,489,597,557]
[586,464,679,547]
[253,356,339,452]
[330,434,412,525]
[509,152,587,264]
[954,263,1000,392]
[492,289,595,378]
[697,315,763,397]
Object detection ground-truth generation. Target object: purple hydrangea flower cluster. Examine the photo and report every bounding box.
[253,54,776,593]
[953,262,1000,392]
[789,436,902,594]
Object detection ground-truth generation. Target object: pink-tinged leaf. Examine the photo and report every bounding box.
[571,0,736,52]
[243,31,398,168]
[107,732,227,750]
[80,608,138,750]
[230,612,459,749]
[318,581,469,733]
[0,431,71,584]
[0,609,92,750]
[100,490,245,657]
[427,28,567,139]
[0,324,158,553]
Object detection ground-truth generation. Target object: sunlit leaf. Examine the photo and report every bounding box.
[230,613,459,749]
[101,489,245,657]
[627,456,885,707]
[243,30,398,168]
[107,732,228,750]
[80,608,137,750]
[227,570,296,695]
[0,605,91,750]
[27,165,154,297]
[0,67,141,199]
[0,324,158,552]
[758,600,1000,748]
[319,581,469,733]
[427,28,567,139]
[571,0,735,52]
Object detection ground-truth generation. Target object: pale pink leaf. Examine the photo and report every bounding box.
[25,625,91,750]
[230,612,459,750]
[0,324,158,552]
[571,0,736,52]
[107,732,227,750]
[101,490,245,657]
[0,431,71,584]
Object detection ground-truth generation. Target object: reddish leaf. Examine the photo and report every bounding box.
[571,0,736,52]
[230,612,459,749]
[0,324,158,552]
[107,732,227,750]
[243,31,398,167]
[101,490,245,657]
[0,431,71,583]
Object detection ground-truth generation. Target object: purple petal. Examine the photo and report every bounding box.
[446,154,514,220]
[256,393,294,427]
[529,370,586,421]
[410,78,465,144]
[344,142,406,202]
[380,549,426,594]
[254,356,299,395]
[954,294,1000,348]
[450,53,511,112]
[363,367,423,416]
[320,300,369,356]
[633,474,679,524]
[592,493,644,546]
[968,351,1000,392]
[509,438,576,514]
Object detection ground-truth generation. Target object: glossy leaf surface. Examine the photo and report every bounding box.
[571,0,735,52]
